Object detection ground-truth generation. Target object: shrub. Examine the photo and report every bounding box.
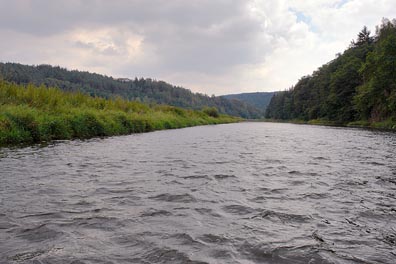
[203,107,219,118]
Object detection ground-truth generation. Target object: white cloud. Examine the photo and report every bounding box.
[0,0,395,95]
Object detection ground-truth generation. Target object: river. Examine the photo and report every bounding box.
[1,122,396,263]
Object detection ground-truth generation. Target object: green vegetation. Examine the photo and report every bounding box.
[265,18,396,130]
[221,92,275,116]
[202,107,220,118]
[0,81,239,146]
[0,63,261,119]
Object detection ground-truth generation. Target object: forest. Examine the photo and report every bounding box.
[221,92,275,115]
[265,18,396,129]
[0,81,238,146]
[0,63,262,119]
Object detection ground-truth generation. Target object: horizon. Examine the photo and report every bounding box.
[0,0,395,95]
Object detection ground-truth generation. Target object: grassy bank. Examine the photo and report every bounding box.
[0,81,240,146]
[347,120,396,130]
[262,118,396,131]
[309,118,396,131]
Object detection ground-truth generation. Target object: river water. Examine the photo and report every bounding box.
[1,122,396,264]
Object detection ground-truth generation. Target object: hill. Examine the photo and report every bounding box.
[0,63,261,119]
[222,92,275,114]
[265,18,396,129]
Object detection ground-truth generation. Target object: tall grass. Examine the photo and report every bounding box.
[0,81,239,146]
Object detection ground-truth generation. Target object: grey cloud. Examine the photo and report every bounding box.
[142,13,268,74]
[0,0,248,35]
[74,41,93,49]
[3,0,346,94]
[0,0,272,75]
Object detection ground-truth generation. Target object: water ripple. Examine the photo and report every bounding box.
[1,122,396,263]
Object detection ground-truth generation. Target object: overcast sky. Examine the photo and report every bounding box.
[0,0,395,95]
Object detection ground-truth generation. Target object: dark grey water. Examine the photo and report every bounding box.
[1,122,396,264]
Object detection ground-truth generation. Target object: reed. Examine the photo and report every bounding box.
[0,81,239,146]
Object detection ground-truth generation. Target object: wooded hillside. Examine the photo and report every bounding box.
[0,63,262,119]
[265,18,396,129]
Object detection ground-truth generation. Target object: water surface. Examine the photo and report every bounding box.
[1,122,396,263]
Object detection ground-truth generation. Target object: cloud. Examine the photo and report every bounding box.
[0,0,395,95]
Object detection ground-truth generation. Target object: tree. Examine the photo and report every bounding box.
[351,26,374,47]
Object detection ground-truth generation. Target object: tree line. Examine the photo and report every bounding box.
[265,18,396,128]
[0,63,262,119]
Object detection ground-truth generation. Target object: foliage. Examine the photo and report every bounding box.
[266,18,396,128]
[202,107,219,118]
[221,92,275,116]
[0,63,262,119]
[0,81,239,146]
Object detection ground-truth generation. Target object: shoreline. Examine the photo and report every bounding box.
[0,81,241,147]
[242,119,396,132]
[0,121,240,149]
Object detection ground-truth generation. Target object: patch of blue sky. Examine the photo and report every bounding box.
[289,8,318,32]
[334,0,350,9]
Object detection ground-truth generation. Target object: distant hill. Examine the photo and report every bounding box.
[222,92,275,113]
[0,62,262,119]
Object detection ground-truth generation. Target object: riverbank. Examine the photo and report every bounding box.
[0,81,240,146]
[257,118,396,132]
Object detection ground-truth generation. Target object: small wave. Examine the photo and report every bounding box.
[17,224,63,242]
[182,175,211,180]
[382,232,396,246]
[302,193,329,199]
[167,233,203,246]
[361,161,386,166]
[156,170,176,177]
[72,199,94,206]
[209,249,235,260]
[222,204,256,215]
[94,187,135,194]
[113,232,158,247]
[0,221,17,229]
[195,208,222,218]
[313,156,328,160]
[290,180,306,185]
[168,180,183,185]
[269,188,289,194]
[8,250,46,262]
[237,242,333,263]
[250,209,311,223]
[72,216,120,230]
[249,196,266,203]
[149,193,197,203]
[213,174,237,180]
[198,233,230,244]
[263,159,283,164]
[288,170,303,175]
[61,207,109,215]
[18,212,64,219]
[142,246,208,264]
[376,176,396,185]
[141,209,173,217]
[312,231,325,243]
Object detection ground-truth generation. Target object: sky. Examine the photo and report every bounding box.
[0,0,395,95]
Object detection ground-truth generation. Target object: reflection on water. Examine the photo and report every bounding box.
[1,122,396,263]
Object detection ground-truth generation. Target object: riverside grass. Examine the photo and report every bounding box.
[0,81,239,146]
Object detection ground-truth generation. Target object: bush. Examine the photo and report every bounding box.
[203,107,219,118]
